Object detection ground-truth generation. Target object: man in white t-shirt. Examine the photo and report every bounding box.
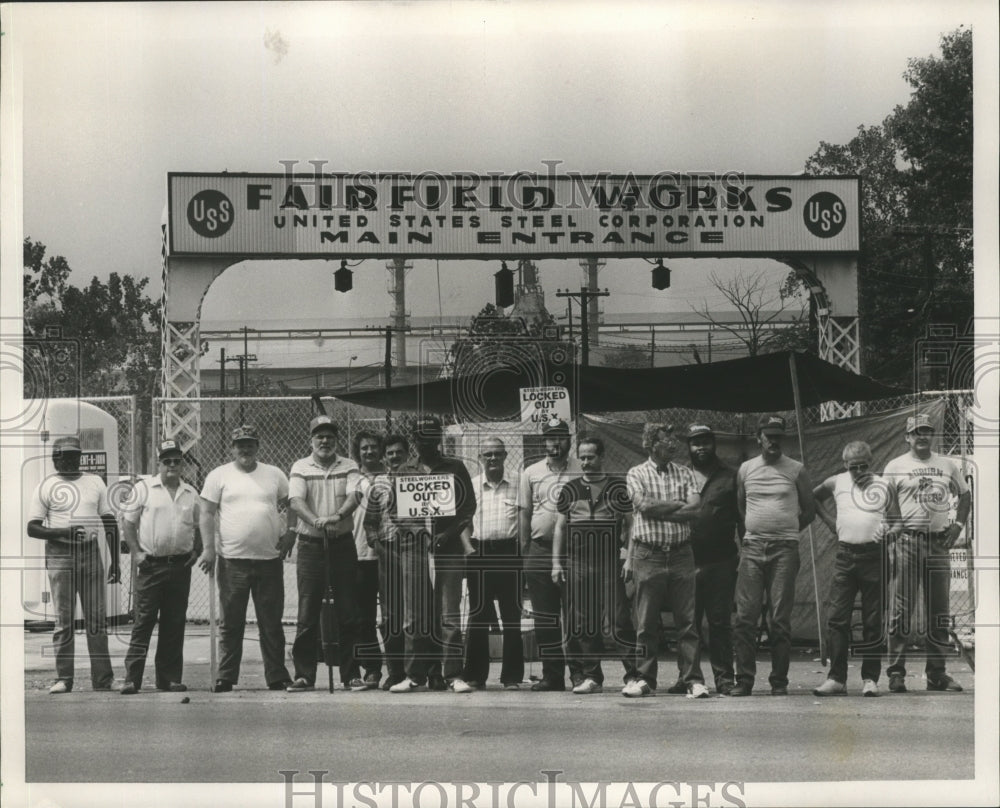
[812,441,895,697]
[883,413,971,694]
[198,425,294,692]
[27,435,120,694]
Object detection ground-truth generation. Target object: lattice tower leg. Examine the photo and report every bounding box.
[161,320,202,452]
[818,315,862,421]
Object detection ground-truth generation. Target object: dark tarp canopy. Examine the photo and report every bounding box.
[331,350,904,416]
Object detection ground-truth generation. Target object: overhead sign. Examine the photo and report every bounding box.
[168,172,860,258]
[520,386,571,427]
[395,474,456,518]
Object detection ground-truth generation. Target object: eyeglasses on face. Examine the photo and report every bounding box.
[161,458,184,466]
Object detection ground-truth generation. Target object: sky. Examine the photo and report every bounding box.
[5,0,993,370]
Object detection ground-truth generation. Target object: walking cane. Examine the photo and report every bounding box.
[320,530,339,694]
[208,563,218,688]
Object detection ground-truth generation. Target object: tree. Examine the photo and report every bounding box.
[23,238,162,399]
[803,28,972,388]
[691,269,810,357]
[447,302,558,377]
[600,344,650,369]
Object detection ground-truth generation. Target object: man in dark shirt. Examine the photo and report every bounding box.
[668,423,740,696]
[412,416,477,693]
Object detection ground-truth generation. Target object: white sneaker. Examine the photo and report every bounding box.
[450,678,474,693]
[621,679,652,698]
[389,677,423,693]
[49,680,71,695]
[686,682,710,699]
[861,679,880,697]
[813,678,847,696]
[572,678,603,694]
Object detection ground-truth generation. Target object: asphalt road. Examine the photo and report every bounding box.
[25,678,974,783]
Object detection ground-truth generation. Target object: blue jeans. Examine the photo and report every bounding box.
[216,556,290,686]
[46,541,113,688]
[397,531,435,683]
[733,539,800,690]
[631,542,702,690]
[826,543,885,684]
[887,532,953,680]
[123,556,192,688]
[429,535,467,682]
[524,540,582,685]
[376,540,406,682]
[689,554,738,690]
[291,536,361,686]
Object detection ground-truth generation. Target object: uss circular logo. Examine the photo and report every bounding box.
[187,190,234,238]
[803,192,847,238]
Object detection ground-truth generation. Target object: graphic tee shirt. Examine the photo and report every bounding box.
[882,451,968,533]
[200,462,289,560]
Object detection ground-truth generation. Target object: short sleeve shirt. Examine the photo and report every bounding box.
[200,462,289,560]
[122,475,199,556]
[626,459,698,549]
[288,454,360,538]
[883,451,969,533]
[28,473,112,539]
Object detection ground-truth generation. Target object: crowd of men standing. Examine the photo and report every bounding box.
[28,410,970,698]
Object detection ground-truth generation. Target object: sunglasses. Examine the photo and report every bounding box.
[846,463,870,472]
[161,457,184,466]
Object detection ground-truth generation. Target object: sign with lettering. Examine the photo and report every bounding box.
[168,172,860,258]
[395,474,456,518]
[520,386,571,427]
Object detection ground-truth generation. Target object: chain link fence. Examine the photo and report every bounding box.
[151,390,976,648]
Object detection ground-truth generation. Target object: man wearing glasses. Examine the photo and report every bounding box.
[883,413,971,693]
[464,436,524,690]
[812,441,894,698]
[120,440,202,694]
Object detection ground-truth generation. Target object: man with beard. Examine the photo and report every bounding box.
[349,430,386,690]
[622,423,708,699]
[520,417,583,691]
[120,439,201,694]
[286,416,363,692]
[731,414,815,697]
[27,435,120,694]
[663,423,739,696]
[883,413,971,693]
[812,441,894,697]
[198,425,294,692]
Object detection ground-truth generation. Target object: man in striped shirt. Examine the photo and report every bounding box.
[622,423,708,699]
[286,416,363,692]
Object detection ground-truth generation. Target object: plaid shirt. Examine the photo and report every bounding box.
[626,458,698,549]
[471,472,519,541]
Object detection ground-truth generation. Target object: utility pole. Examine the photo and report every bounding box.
[650,326,656,368]
[556,287,609,367]
[384,326,393,431]
[218,348,228,453]
[231,326,257,422]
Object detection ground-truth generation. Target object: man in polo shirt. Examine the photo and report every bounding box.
[552,435,632,694]
[812,440,894,697]
[520,417,583,692]
[27,435,120,694]
[198,425,294,692]
[883,413,971,693]
[622,423,708,699]
[411,416,476,693]
[120,440,201,694]
[666,423,740,696]
[464,436,524,690]
[286,415,363,692]
[731,414,816,697]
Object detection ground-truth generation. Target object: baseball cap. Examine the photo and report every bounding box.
[758,414,786,436]
[231,424,260,443]
[158,439,184,460]
[413,416,443,439]
[684,423,715,440]
[542,417,570,436]
[906,413,933,433]
[310,415,338,435]
[52,435,82,453]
